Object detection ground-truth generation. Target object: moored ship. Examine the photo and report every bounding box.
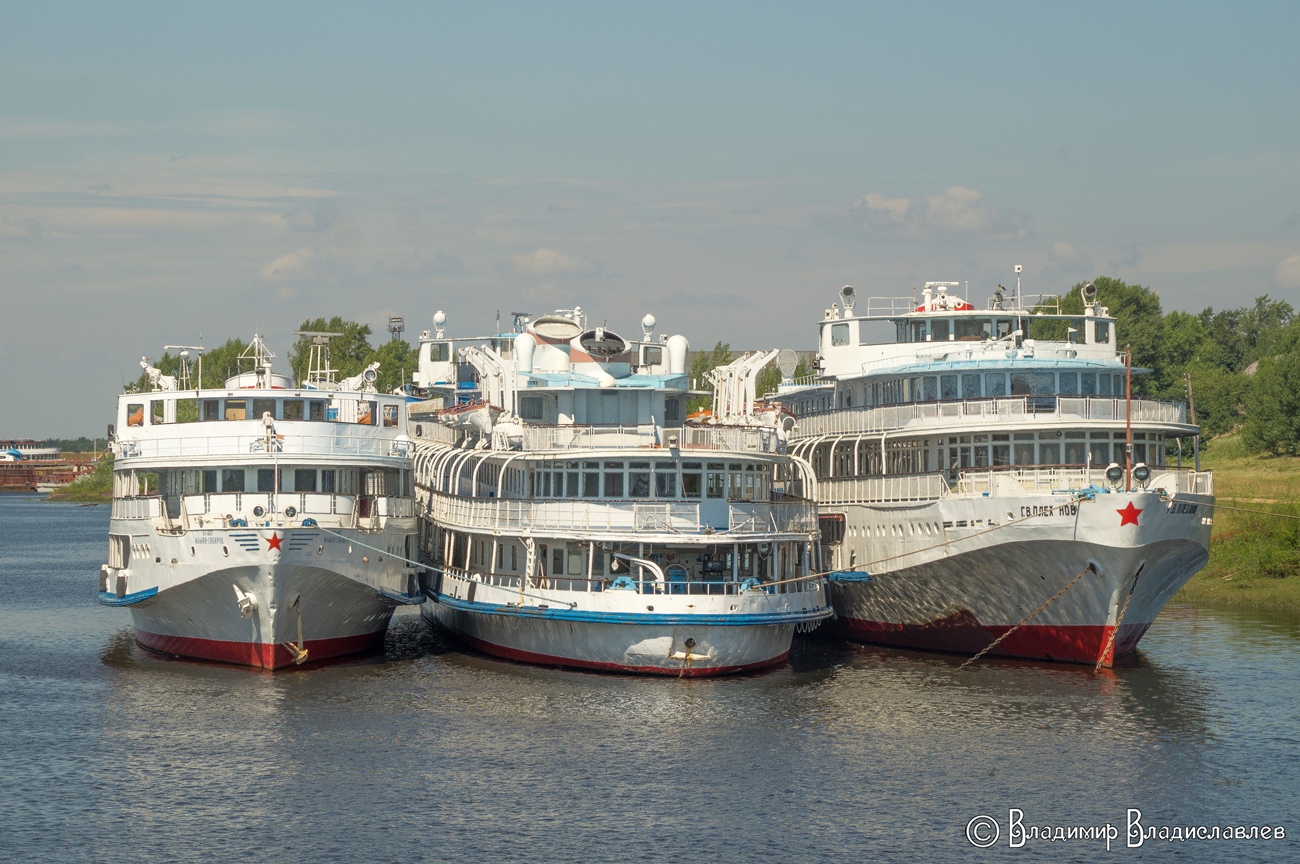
[410,308,830,676]
[100,335,420,669]
[779,276,1214,666]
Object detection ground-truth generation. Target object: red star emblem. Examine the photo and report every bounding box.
[1117,502,1142,526]
[266,533,283,551]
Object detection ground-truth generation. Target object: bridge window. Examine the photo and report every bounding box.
[520,396,543,420]
[1059,372,1078,395]
[932,319,950,342]
[1081,372,1097,395]
[257,469,276,493]
[225,399,247,421]
[960,374,981,398]
[985,373,1007,397]
[1096,320,1110,343]
[706,463,726,498]
[294,469,317,492]
[151,401,165,425]
[283,399,304,420]
[126,403,144,427]
[221,468,246,493]
[831,323,850,346]
[940,375,958,400]
[309,400,326,421]
[954,318,987,340]
[1011,371,1055,395]
[321,469,336,493]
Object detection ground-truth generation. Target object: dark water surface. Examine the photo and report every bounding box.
[2,494,1297,862]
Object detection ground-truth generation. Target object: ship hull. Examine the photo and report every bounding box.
[822,489,1212,666]
[421,573,829,677]
[101,524,419,670]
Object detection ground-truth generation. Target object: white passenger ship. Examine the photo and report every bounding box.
[779,277,1214,666]
[100,335,420,669]
[409,308,830,676]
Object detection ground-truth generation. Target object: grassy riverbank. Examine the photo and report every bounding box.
[47,455,112,504]
[1174,434,1300,610]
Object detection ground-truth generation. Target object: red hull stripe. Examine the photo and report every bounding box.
[456,631,786,677]
[832,618,1152,667]
[135,628,387,670]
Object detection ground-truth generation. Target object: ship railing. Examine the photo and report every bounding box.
[790,397,1188,439]
[423,493,814,536]
[109,492,416,528]
[409,422,459,446]
[439,565,818,596]
[727,501,820,533]
[111,430,409,461]
[816,473,949,505]
[515,424,781,453]
[956,466,1214,497]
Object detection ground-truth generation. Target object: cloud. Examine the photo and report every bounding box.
[1277,253,1300,289]
[374,250,464,279]
[284,202,338,233]
[511,247,595,277]
[1050,242,1083,265]
[661,290,753,309]
[256,246,351,287]
[0,216,42,238]
[817,186,1027,240]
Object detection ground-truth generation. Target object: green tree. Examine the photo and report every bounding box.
[288,317,375,385]
[1183,361,1248,439]
[368,337,419,393]
[687,341,733,413]
[1243,341,1300,455]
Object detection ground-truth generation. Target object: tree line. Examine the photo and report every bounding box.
[127,316,418,397]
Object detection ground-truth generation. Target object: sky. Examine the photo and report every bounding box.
[3,1,1299,437]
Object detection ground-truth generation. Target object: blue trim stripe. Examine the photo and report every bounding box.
[379,589,424,606]
[428,592,831,626]
[98,587,159,607]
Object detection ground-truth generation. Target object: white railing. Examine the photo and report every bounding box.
[417,422,782,454]
[956,466,1213,497]
[817,473,949,505]
[113,429,410,461]
[424,493,814,536]
[411,423,459,446]
[111,496,163,520]
[791,397,1189,439]
[727,501,819,533]
[440,566,819,597]
[111,492,414,529]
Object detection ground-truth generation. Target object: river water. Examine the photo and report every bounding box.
[1,494,1296,863]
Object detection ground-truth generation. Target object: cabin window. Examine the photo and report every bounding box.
[225,399,247,421]
[940,375,958,400]
[294,469,317,492]
[1081,372,1098,395]
[430,343,450,362]
[655,464,677,498]
[221,468,246,493]
[1011,371,1054,396]
[127,403,144,427]
[1114,374,1126,396]
[996,319,1014,339]
[519,396,544,421]
[283,400,304,420]
[642,345,663,366]
[910,321,926,342]
[908,378,921,401]
[202,399,220,421]
[1089,432,1111,467]
[706,463,726,498]
[200,470,217,492]
[582,462,600,498]
[682,462,702,498]
[252,398,276,420]
[358,401,376,425]
[603,461,625,497]
[1013,433,1035,466]
[566,547,584,577]
[992,435,1011,466]
[665,398,680,422]
[960,374,981,399]
[257,469,276,493]
[308,400,326,421]
[831,323,850,346]
[151,401,165,425]
[931,319,950,342]
[1059,372,1079,395]
[923,377,938,402]
[954,319,986,341]
[626,461,650,498]
[819,514,845,546]
[383,405,399,427]
[985,373,1007,397]
[1038,439,1061,464]
[321,469,336,493]
[1095,321,1110,343]
[174,398,198,423]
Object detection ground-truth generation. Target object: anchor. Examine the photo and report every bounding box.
[282,594,309,665]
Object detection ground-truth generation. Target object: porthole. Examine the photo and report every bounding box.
[190,546,196,557]
[222,545,229,557]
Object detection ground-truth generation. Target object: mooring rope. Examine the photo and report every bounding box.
[1161,494,1300,520]
[1093,564,1144,674]
[958,563,1096,671]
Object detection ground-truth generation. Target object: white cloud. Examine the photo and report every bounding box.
[1050,241,1082,265]
[858,192,911,225]
[376,250,464,279]
[511,247,595,277]
[1277,253,1300,289]
[256,246,351,286]
[0,216,41,238]
[925,186,990,233]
